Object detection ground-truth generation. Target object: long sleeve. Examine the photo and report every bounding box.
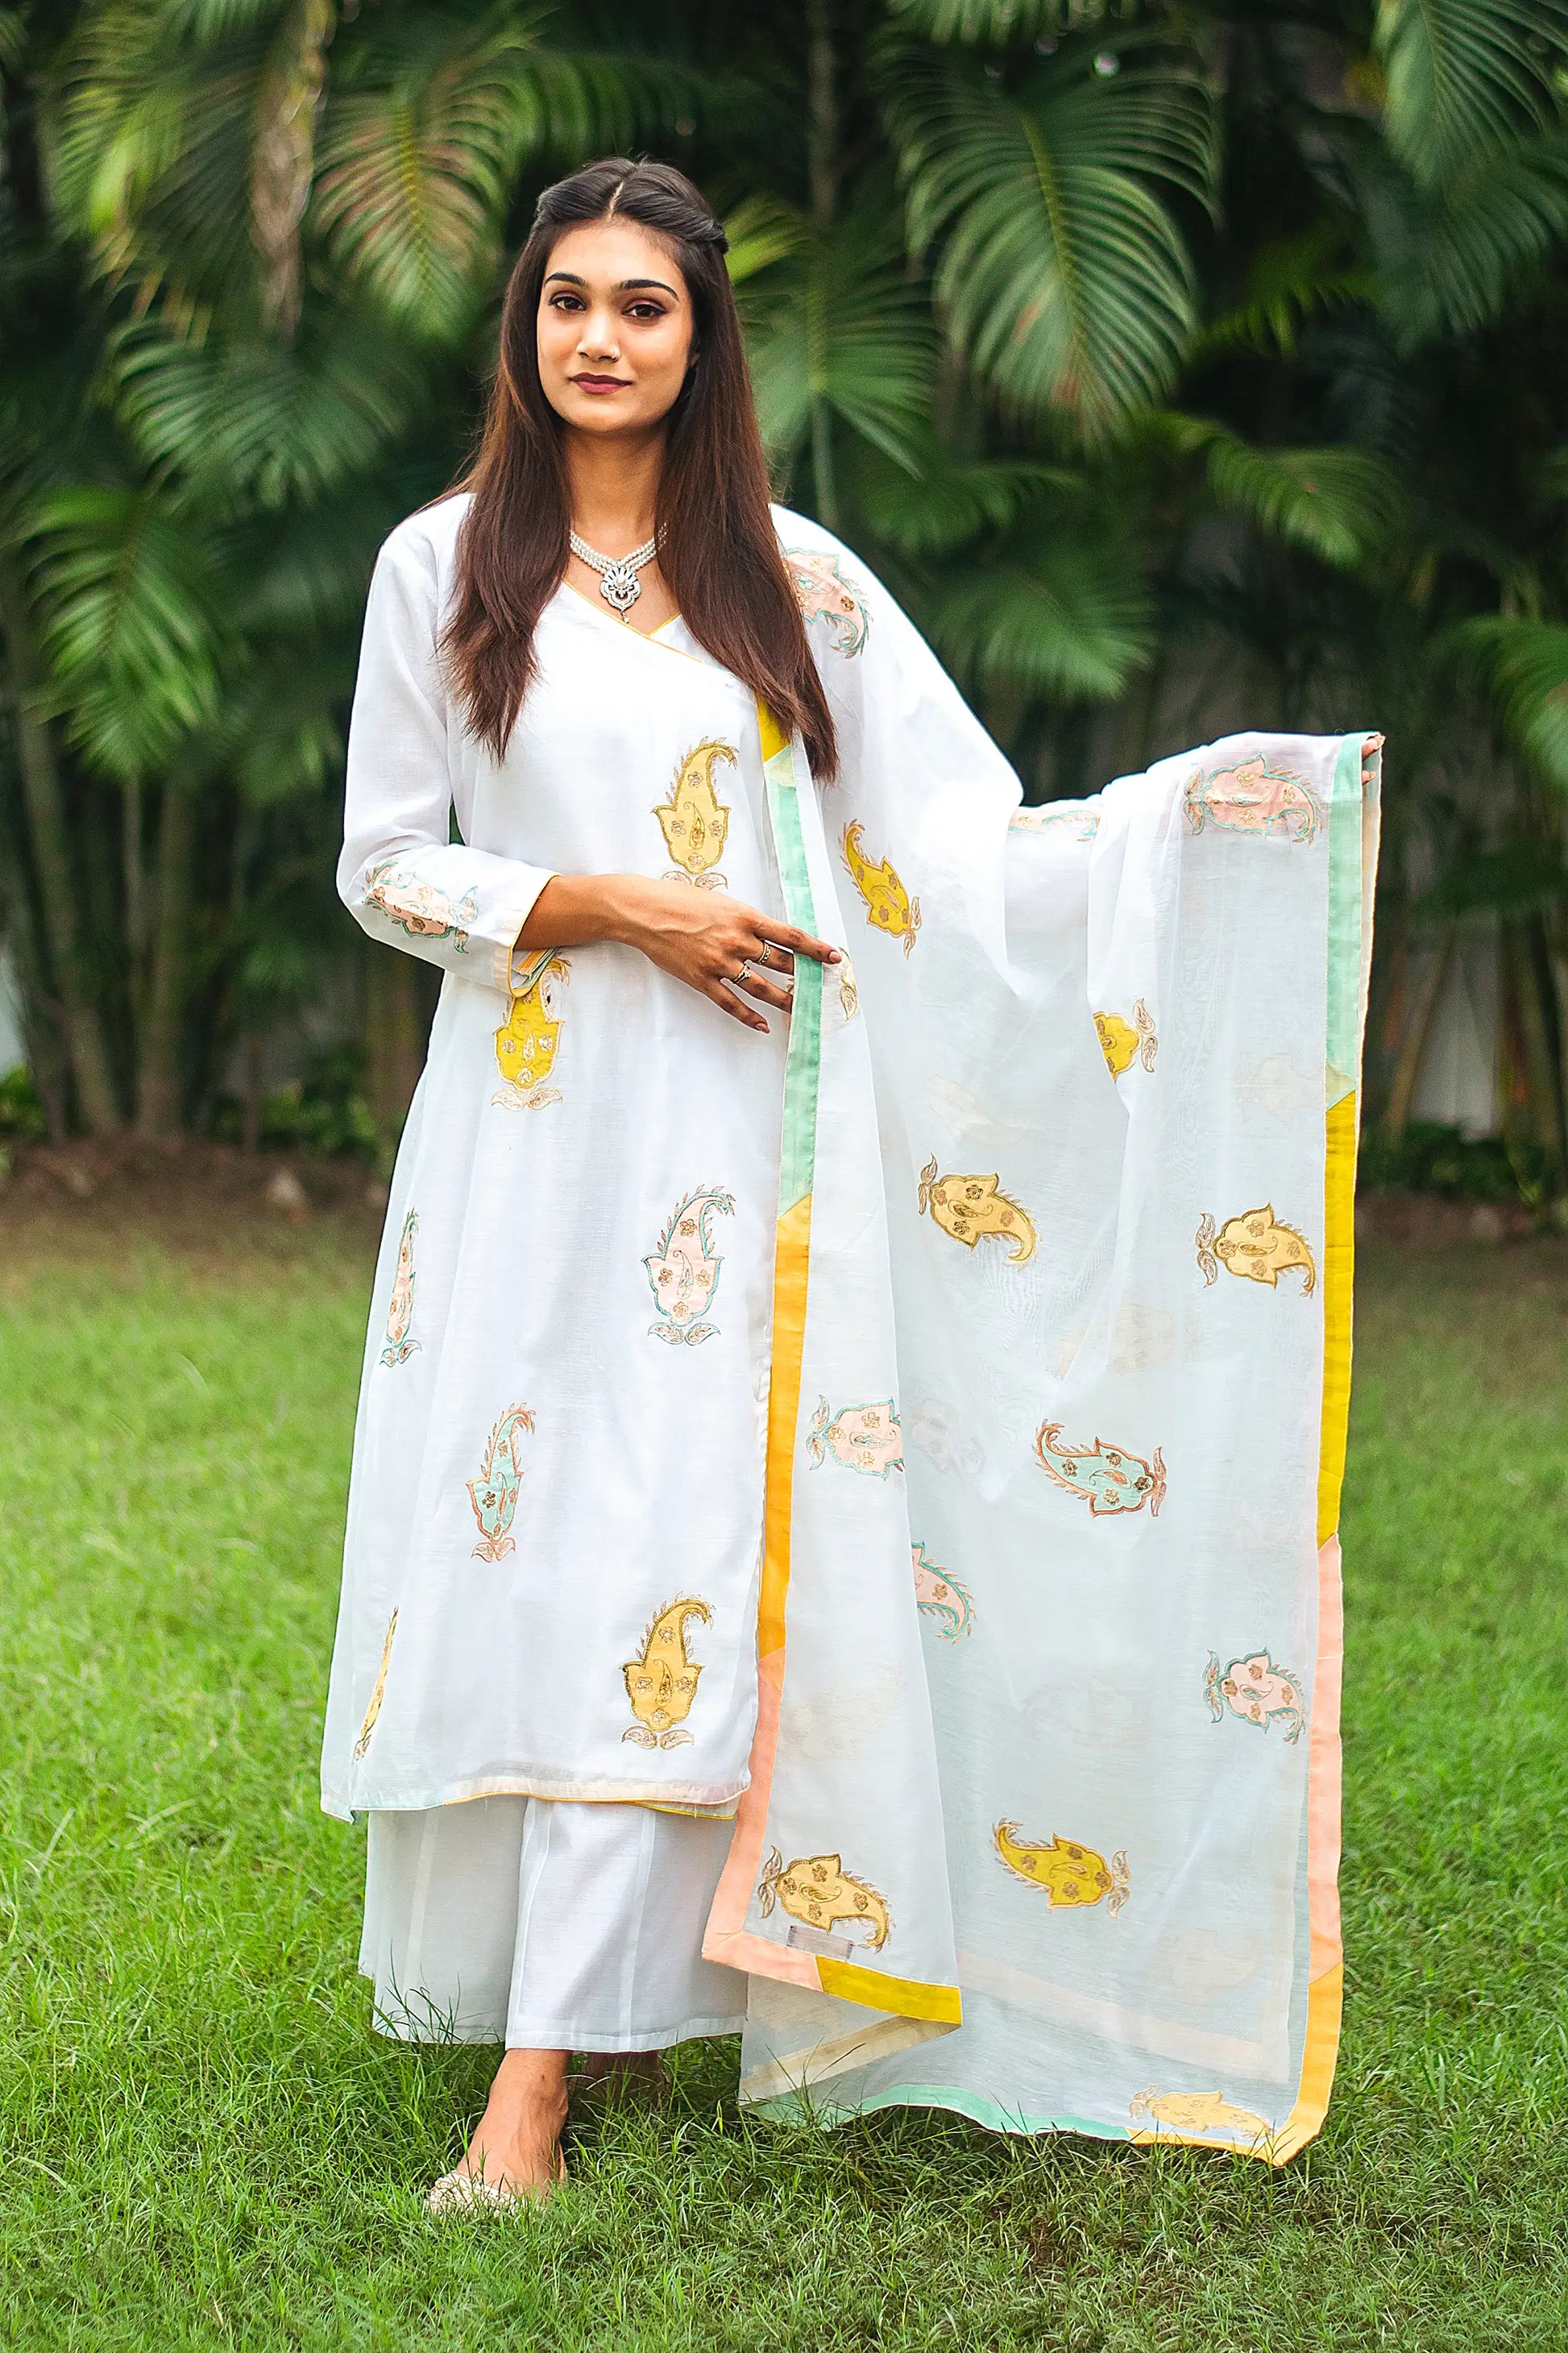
[338,525,555,995]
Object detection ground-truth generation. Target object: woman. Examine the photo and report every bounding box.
[323,158,1379,2205]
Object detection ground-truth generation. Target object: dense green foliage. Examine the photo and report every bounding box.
[3,0,1568,1185]
[0,1219,1562,2346]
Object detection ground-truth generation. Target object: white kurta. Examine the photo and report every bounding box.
[323,491,1379,2163]
[322,500,790,1817]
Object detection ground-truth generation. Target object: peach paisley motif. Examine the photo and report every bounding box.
[783,548,869,656]
[1183,752,1322,845]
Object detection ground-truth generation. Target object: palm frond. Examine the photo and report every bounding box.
[1200,434,1404,571]
[1450,614,1568,790]
[926,529,1151,701]
[723,196,807,288]
[108,316,432,509]
[745,218,937,476]
[311,18,549,345]
[887,0,1113,43]
[852,434,1076,557]
[879,35,1217,437]
[1397,130,1568,340]
[1374,0,1568,189]
[1197,226,1371,361]
[19,484,224,778]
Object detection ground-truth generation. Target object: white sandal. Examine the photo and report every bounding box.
[425,2150,567,2214]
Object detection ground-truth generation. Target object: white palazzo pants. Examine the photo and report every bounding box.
[360,1797,748,2052]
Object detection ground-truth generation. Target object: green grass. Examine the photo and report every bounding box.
[0,1217,1565,2350]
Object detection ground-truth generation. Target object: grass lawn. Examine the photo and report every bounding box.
[0,1207,1564,2350]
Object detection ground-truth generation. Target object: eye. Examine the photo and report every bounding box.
[548,291,585,313]
[625,300,668,322]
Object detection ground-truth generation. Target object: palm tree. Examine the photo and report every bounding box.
[3,0,1567,1193]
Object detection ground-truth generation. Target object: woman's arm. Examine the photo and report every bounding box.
[339,531,556,994]
[518,872,840,1035]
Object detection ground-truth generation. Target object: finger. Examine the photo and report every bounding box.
[701,978,769,1033]
[758,920,840,965]
[736,973,794,1013]
[746,939,796,977]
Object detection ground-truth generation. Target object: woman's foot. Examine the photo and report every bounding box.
[438,2046,570,2205]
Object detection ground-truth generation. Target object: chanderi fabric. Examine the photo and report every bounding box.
[322,492,1379,2160]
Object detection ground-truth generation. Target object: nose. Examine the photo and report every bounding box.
[578,310,620,363]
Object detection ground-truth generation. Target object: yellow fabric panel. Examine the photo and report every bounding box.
[1270,1963,1345,2164]
[758,705,789,762]
[1317,1091,1358,1546]
[759,1194,812,1660]
[817,1958,964,2026]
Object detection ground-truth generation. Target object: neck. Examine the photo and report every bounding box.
[564,426,666,555]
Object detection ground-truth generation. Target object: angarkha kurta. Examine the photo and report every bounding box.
[322,488,1379,2162]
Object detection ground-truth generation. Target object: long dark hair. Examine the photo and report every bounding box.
[442,159,838,778]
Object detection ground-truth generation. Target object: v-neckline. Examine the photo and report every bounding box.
[558,576,686,649]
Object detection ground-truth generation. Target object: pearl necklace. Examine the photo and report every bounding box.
[570,529,660,616]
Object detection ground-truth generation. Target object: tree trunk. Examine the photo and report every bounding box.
[1383,925,1454,1135]
[0,559,122,1131]
[0,829,68,1136]
[135,784,196,1138]
[364,944,427,1143]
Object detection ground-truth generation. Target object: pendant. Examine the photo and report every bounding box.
[599,562,642,615]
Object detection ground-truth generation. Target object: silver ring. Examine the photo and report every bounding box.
[735,959,753,983]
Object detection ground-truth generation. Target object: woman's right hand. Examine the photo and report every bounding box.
[517,871,840,1034]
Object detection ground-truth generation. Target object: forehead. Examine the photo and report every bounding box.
[543,219,690,299]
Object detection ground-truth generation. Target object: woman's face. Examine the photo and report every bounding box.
[536,220,695,439]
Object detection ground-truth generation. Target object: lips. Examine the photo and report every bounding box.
[570,374,630,392]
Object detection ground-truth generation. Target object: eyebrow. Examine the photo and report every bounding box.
[545,271,679,297]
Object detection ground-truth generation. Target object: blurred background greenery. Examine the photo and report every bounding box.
[2,0,1567,1209]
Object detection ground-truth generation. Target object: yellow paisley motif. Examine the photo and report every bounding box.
[841,821,920,956]
[1094,999,1157,1078]
[353,1608,398,1759]
[993,1820,1130,1913]
[918,1157,1035,1263]
[1196,1203,1316,1293]
[758,1847,892,1948]
[492,956,568,1110]
[1130,2086,1276,2144]
[623,1596,711,1748]
[655,741,735,887]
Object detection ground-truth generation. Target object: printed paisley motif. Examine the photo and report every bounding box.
[912,1542,974,1640]
[363,859,477,950]
[1035,1421,1166,1517]
[918,1157,1035,1263]
[623,1596,711,1748]
[841,821,920,955]
[1009,802,1100,841]
[492,956,568,1111]
[1130,2087,1275,2143]
[466,1404,535,1562]
[1196,1204,1316,1293]
[353,1608,398,1758]
[1204,1649,1306,1742]
[783,548,869,656]
[1183,752,1322,845]
[759,1847,892,1948]
[1094,1001,1157,1078]
[645,1185,735,1345]
[993,1820,1130,1914]
[655,741,735,887]
[380,1208,421,1366]
[808,1396,904,1478]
